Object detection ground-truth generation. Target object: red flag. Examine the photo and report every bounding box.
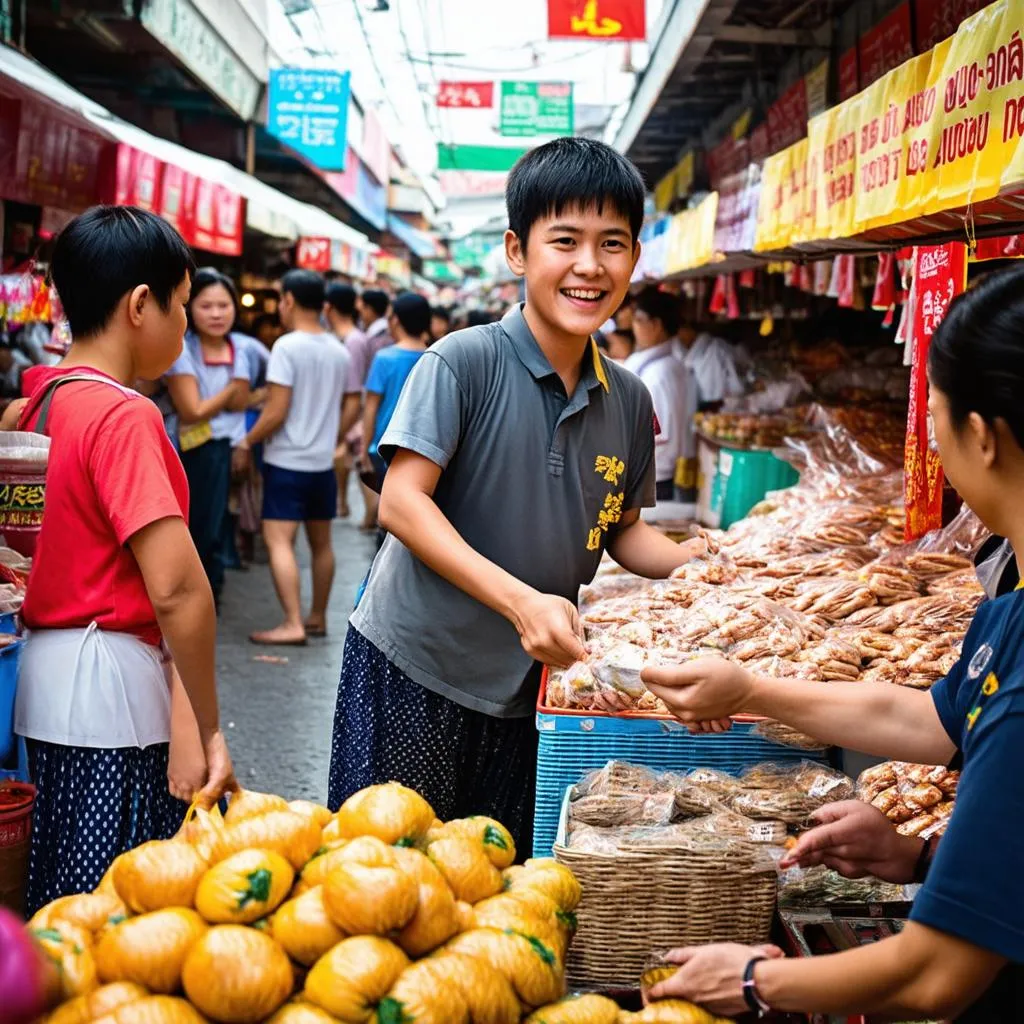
[548,0,645,41]
[437,82,494,109]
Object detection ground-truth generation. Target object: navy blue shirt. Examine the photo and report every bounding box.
[912,586,1024,1017]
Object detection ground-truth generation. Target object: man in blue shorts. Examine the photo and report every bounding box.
[238,269,349,645]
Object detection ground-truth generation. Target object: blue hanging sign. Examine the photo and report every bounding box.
[268,68,350,171]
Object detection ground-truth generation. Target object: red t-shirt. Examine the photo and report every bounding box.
[19,366,190,646]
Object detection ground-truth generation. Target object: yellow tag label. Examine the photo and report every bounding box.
[179,420,213,452]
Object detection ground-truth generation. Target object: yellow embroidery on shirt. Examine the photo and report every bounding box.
[594,455,625,486]
[982,672,1000,696]
[967,705,983,730]
[597,491,625,531]
[586,527,603,552]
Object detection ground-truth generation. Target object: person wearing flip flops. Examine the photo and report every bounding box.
[238,270,350,646]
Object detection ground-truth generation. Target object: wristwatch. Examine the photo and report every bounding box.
[743,956,771,1017]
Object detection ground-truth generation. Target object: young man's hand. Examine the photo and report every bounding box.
[642,657,755,723]
[779,800,926,883]
[511,591,586,668]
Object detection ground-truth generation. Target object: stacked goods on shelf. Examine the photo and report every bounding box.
[695,410,809,450]
[32,782,735,1024]
[551,419,986,717]
[857,761,959,840]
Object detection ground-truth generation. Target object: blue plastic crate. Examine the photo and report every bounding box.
[533,709,827,858]
[0,639,23,765]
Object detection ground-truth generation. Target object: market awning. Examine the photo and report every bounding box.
[386,214,441,259]
[0,42,374,257]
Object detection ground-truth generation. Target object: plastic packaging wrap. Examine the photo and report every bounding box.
[857,761,958,838]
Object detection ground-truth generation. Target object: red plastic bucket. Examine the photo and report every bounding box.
[0,782,36,915]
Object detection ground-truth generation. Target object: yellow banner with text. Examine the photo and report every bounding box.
[665,192,720,274]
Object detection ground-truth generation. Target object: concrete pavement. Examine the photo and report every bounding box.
[215,502,378,803]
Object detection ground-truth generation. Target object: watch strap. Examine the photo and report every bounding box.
[743,955,771,1016]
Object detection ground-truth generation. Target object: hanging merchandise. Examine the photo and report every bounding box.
[905,242,967,540]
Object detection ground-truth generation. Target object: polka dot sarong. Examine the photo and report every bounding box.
[25,740,189,915]
[328,626,539,858]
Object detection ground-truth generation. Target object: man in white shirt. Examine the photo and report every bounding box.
[626,287,697,509]
[357,289,391,343]
[238,270,350,645]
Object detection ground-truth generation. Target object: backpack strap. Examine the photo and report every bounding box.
[22,374,139,436]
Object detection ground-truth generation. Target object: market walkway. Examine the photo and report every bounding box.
[216,499,378,803]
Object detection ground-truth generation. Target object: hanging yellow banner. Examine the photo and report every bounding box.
[664,192,719,274]
[911,4,1024,219]
[754,139,809,251]
[654,167,677,212]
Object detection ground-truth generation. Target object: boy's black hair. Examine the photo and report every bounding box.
[361,289,391,319]
[187,267,239,333]
[466,309,494,328]
[431,305,451,323]
[635,285,681,337]
[280,268,325,311]
[325,282,359,319]
[391,292,432,340]
[51,205,196,340]
[506,137,646,248]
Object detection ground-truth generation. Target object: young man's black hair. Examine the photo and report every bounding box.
[635,285,681,337]
[51,205,196,340]
[431,305,451,324]
[466,309,494,328]
[361,289,391,320]
[280,268,326,311]
[325,282,359,319]
[505,136,646,248]
[391,292,432,339]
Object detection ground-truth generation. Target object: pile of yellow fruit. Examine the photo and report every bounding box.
[28,782,726,1024]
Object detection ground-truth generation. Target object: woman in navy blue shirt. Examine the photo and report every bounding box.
[642,265,1024,1022]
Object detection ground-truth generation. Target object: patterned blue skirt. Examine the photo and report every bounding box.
[328,627,539,857]
[26,740,189,915]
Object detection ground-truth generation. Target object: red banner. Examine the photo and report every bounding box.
[905,242,967,540]
[296,236,332,272]
[767,78,808,153]
[114,145,243,257]
[437,81,494,109]
[547,0,645,41]
[859,2,914,88]
[913,0,988,53]
[838,46,860,101]
[706,137,748,188]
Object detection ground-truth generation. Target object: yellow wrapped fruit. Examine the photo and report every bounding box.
[440,817,516,869]
[182,925,294,1024]
[289,800,333,828]
[271,886,346,966]
[333,783,435,847]
[206,810,322,870]
[372,960,468,1024]
[113,840,208,913]
[224,789,290,824]
[505,859,581,912]
[426,835,502,904]
[471,897,568,961]
[95,858,122,898]
[304,937,409,1022]
[620,1001,730,1023]
[95,908,206,993]
[395,874,461,958]
[90,995,208,1024]
[321,817,345,844]
[322,841,418,936]
[454,901,475,932]
[32,921,98,999]
[265,1004,341,1024]
[442,928,564,1010]
[524,994,620,1023]
[46,982,148,1024]
[300,842,352,890]
[31,892,127,936]
[194,848,294,924]
[426,952,520,1024]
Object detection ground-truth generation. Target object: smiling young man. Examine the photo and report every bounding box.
[327,138,705,852]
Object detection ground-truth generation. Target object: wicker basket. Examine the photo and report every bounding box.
[554,790,777,990]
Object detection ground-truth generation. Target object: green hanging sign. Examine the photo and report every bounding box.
[499,81,574,137]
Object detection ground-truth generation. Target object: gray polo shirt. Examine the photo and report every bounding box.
[350,304,657,717]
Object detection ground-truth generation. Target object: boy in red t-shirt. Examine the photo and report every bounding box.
[12,206,235,912]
